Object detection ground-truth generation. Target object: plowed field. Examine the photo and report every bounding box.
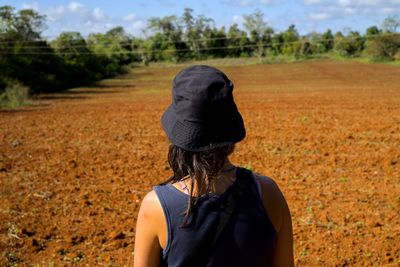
[1,60,400,266]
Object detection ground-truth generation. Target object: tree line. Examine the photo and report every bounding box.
[1,5,400,95]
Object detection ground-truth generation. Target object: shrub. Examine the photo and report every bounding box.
[0,82,29,109]
[334,32,365,57]
[364,34,400,61]
[394,51,400,61]
[295,40,313,58]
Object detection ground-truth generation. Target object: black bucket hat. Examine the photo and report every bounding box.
[161,65,245,152]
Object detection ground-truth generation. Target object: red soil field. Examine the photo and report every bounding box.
[1,60,400,266]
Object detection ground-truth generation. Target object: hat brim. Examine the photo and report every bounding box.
[161,104,246,152]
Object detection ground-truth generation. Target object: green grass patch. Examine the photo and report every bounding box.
[0,83,30,109]
[338,177,350,182]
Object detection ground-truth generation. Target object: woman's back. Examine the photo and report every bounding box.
[154,167,276,267]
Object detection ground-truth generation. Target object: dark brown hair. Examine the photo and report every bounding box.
[162,144,235,226]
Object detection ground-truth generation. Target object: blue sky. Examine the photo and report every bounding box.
[3,0,400,38]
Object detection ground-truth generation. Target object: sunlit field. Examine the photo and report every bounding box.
[1,60,399,266]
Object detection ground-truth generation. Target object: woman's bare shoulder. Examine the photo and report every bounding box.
[253,174,279,190]
[140,190,159,211]
[139,190,165,220]
[252,174,291,233]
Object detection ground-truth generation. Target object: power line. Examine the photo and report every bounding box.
[0,34,256,45]
[0,43,260,55]
[0,31,397,48]
[0,33,396,55]
[0,38,343,55]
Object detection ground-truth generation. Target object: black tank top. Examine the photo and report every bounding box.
[154,167,277,267]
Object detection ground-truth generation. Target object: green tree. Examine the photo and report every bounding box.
[304,32,321,54]
[227,23,250,57]
[271,32,284,55]
[243,9,271,57]
[281,24,300,55]
[130,37,147,64]
[203,26,227,58]
[191,14,214,59]
[365,33,400,60]
[366,26,381,37]
[243,9,267,40]
[295,38,313,58]
[173,9,214,60]
[0,5,56,93]
[144,33,172,62]
[88,27,133,66]
[112,27,135,64]
[0,5,137,95]
[321,29,334,52]
[52,32,99,82]
[182,8,195,34]
[147,16,187,62]
[149,16,181,42]
[382,15,400,33]
[334,31,365,57]
[52,31,90,55]
[0,6,45,41]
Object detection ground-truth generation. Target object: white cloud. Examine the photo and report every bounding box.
[93,7,106,21]
[344,7,357,14]
[123,13,137,22]
[221,0,279,6]
[124,20,146,36]
[46,6,66,21]
[356,0,380,6]
[305,0,400,23]
[21,2,147,38]
[155,0,176,8]
[306,0,400,8]
[68,2,85,13]
[54,6,65,15]
[132,21,145,31]
[310,13,332,20]
[240,0,253,6]
[305,0,400,8]
[221,0,253,7]
[304,0,325,4]
[233,15,244,24]
[259,0,278,4]
[338,0,352,7]
[105,23,116,30]
[381,7,397,14]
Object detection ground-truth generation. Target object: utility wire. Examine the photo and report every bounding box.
[1,34,274,45]
[0,34,394,55]
[0,31,397,48]
[0,43,256,55]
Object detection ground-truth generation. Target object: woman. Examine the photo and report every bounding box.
[134,65,294,267]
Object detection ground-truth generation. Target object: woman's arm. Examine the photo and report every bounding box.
[133,191,164,267]
[257,176,294,267]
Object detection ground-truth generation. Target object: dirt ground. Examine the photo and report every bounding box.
[1,60,399,266]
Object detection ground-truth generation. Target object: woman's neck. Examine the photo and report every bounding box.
[178,161,237,196]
